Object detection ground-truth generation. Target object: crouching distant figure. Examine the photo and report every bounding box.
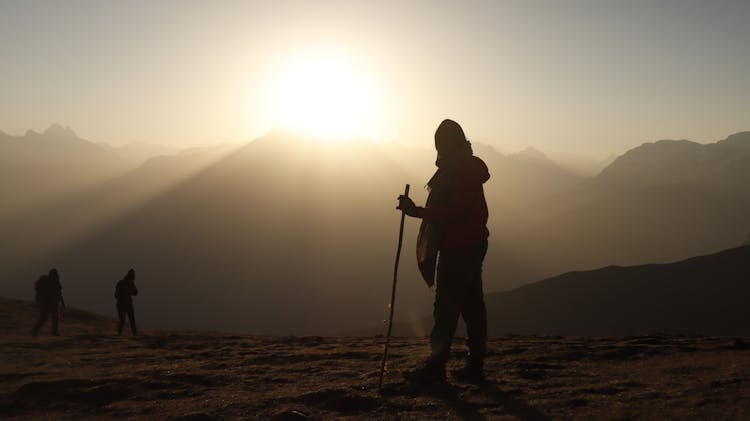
[32,268,64,336]
[115,269,138,336]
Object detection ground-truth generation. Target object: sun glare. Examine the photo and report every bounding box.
[264,51,382,141]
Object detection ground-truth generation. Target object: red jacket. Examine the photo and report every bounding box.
[416,155,490,249]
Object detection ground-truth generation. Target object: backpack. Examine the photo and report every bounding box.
[115,281,124,299]
[115,279,136,300]
[34,275,60,304]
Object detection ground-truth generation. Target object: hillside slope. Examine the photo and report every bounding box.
[2,298,749,420]
[483,245,750,336]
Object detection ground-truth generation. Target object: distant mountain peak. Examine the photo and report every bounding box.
[645,139,702,150]
[515,146,548,161]
[596,131,750,187]
[43,123,78,139]
[719,131,750,150]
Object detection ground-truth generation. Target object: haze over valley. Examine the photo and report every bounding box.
[2,125,749,335]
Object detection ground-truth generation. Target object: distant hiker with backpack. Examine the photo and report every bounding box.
[397,119,490,384]
[32,268,64,336]
[115,269,138,336]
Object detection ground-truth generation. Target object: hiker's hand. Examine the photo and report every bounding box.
[397,195,418,216]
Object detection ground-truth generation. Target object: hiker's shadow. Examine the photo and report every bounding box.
[479,382,551,421]
[423,382,551,421]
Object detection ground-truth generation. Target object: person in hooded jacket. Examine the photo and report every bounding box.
[115,269,138,336]
[32,268,63,336]
[398,119,490,384]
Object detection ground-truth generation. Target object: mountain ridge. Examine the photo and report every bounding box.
[482,244,750,336]
[2,126,750,335]
[597,131,750,187]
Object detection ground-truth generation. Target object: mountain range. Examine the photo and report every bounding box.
[499,131,750,286]
[0,124,131,220]
[484,244,750,336]
[1,125,749,335]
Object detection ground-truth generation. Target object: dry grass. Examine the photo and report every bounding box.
[2,298,749,420]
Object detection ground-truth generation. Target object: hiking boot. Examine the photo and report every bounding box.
[403,362,446,385]
[452,361,485,383]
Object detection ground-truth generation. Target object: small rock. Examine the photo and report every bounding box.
[271,410,310,421]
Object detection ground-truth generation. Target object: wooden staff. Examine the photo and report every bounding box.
[378,184,410,391]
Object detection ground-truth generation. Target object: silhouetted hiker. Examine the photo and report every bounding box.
[115,269,138,336]
[32,268,64,336]
[398,119,490,385]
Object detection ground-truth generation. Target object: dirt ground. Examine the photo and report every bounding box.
[2,298,750,420]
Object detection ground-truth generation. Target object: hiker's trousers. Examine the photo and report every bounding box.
[430,240,488,364]
[33,303,60,335]
[117,301,137,335]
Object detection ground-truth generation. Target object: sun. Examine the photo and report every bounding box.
[264,50,382,141]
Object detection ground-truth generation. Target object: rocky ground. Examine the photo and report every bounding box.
[2,297,750,420]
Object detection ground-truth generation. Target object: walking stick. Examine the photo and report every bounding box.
[378,184,410,391]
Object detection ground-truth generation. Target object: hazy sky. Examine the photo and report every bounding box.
[1,0,749,156]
